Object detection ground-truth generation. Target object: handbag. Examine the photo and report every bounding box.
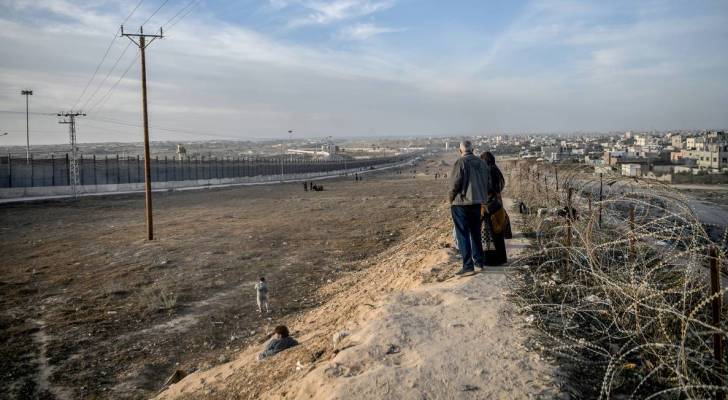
[490,208,507,235]
[502,210,513,239]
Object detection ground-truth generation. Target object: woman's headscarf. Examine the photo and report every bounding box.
[480,151,505,194]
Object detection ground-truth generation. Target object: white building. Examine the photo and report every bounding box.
[621,164,642,177]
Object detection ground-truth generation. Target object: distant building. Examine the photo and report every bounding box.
[541,145,561,162]
[622,164,642,177]
[686,136,706,151]
[176,144,187,160]
[671,135,683,149]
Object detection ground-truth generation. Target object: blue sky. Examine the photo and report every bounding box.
[0,0,727,144]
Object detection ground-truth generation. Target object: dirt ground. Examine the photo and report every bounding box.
[154,198,559,400]
[0,155,451,400]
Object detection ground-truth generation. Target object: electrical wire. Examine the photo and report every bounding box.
[70,0,146,112]
[85,115,247,140]
[85,50,140,115]
[84,0,198,116]
[161,0,199,28]
[164,0,201,30]
[0,110,58,116]
[79,41,133,112]
[141,0,171,26]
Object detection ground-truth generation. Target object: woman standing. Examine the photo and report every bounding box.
[480,151,508,266]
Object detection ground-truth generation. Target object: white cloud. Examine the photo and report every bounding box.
[272,0,394,27]
[338,22,403,40]
[0,0,727,145]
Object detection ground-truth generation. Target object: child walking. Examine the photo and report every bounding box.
[255,277,270,314]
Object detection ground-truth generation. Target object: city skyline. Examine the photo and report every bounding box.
[1,0,727,145]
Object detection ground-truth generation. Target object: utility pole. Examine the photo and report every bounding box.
[121,25,163,241]
[21,90,32,163]
[281,130,293,180]
[57,112,85,198]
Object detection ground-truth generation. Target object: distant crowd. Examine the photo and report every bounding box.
[302,181,324,191]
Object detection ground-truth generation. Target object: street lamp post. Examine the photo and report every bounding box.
[281,130,293,180]
[21,90,32,163]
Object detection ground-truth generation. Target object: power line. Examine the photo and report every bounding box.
[141,0,171,26]
[84,1,196,116]
[121,0,147,26]
[163,0,200,29]
[70,0,146,111]
[71,32,122,112]
[85,115,247,140]
[0,110,57,116]
[79,41,134,111]
[86,50,140,114]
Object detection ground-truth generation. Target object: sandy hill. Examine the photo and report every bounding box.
[156,200,560,399]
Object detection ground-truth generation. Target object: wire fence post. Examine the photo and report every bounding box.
[588,192,592,212]
[93,154,97,185]
[29,154,34,187]
[565,187,573,271]
[710,246,724,400]
[545,174,549,204]
[599,173,603,228]
[51,154,55,186]
[629,206,636,262]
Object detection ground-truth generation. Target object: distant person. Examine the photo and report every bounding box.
[257,325,298,360]
[309,181,314,191]
[255,277,269,314]
[480,151,508,266]
[303,182,308,192]
[449,140,490,275]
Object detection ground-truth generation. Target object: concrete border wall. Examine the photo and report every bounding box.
[0,158,417,201]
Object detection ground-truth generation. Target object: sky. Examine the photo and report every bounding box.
[0,0,727,145]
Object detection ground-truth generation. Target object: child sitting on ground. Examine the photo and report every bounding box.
[257,325,298,360]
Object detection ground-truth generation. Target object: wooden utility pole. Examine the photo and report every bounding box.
[121,25,163,240]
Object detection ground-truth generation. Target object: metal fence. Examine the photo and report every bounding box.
[0,154,410,188]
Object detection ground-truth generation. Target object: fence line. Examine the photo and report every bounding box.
[0,154,410,188]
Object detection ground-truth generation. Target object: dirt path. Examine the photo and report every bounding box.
[31,319,73,400]
[287,199,560,399]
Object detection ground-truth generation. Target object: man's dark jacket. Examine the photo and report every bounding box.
[448,151,491,206]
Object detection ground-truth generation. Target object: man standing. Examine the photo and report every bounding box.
[449,140,490,275]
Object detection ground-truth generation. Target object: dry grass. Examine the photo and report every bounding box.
[504,160,727,399]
